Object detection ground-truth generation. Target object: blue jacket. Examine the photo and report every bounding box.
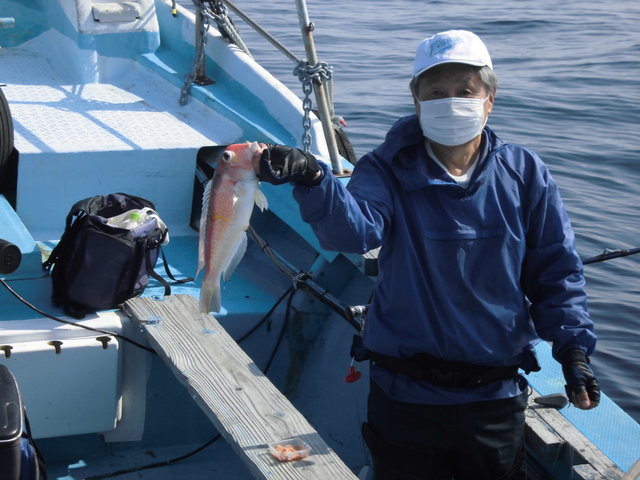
[293,115,596,404]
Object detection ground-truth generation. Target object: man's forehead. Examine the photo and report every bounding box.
[417,63,481,85]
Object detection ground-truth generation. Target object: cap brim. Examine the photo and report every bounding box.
[413,59,490,79]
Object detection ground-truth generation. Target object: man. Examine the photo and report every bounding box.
[258,30,600,480]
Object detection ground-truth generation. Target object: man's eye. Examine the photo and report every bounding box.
[424,90,445,100]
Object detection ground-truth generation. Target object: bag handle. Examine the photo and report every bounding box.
[144,241,193,297]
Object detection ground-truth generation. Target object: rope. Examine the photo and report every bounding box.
[293,60,333,152]
[201,0,251,56]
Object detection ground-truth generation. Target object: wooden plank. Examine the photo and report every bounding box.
[572,463,607,480]
[524,404,565,463]
[123,295,357,480]
[526,387,623,480]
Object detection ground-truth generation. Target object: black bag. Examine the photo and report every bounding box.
[43,193,183,317]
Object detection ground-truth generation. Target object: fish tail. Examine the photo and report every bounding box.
[195,259,204,280]
[199,278,221,314]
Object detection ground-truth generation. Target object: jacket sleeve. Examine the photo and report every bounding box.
[292,156,393,254]
[521,160,596,360]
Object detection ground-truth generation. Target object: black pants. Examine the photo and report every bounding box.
[364,379,528,480]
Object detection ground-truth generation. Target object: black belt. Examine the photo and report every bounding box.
[351,336,519,389]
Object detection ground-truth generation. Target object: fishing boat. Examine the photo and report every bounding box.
[0,1,638,479]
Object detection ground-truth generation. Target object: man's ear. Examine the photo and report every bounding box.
[409,78,420,109]
[411,85,421,113]
[486,89,496,115]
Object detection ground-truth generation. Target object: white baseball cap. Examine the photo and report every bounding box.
[413,30,493,78]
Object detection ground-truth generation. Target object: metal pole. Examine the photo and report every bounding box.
[293,0,343,174]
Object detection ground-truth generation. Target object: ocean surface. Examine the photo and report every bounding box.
[180,0,639,422]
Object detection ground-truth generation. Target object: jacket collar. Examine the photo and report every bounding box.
[373,115,503,192]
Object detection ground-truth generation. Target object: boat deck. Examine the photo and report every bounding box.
[2,27,218,240]
[1,31,221,156]
[0,1,322,241]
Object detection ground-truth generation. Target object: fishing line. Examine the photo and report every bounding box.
[10,232,633,477]
[0,277,156,354]
[235,285,294,343]
[1,272,297,359]
[77,284,295,479]
[248,226,363,331]
[1,274,298,479]
[93,237,636,478]
[263,287,296,374]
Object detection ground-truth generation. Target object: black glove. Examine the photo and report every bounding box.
[258,144,321,186]
[561,348,600,409]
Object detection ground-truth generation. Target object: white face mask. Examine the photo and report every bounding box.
[418,96,490,146]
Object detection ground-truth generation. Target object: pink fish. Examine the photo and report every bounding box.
[197,142,268,313]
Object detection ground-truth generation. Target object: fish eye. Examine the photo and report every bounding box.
[222,151,234,163]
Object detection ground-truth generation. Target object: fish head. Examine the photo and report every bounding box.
[218,142,265,179]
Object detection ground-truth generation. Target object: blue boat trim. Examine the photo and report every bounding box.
[528,342,640,472]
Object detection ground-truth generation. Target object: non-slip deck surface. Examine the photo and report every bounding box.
[0,29,232,155]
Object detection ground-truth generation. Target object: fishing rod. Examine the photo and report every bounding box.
[248,226,364,331]
[582,247,640,265]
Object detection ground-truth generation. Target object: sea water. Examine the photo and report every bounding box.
[180,0,640,422]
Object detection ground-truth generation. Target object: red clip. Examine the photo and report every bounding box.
[345,359,361,383]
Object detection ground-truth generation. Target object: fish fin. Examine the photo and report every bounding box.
[196,178,213,278]
[199,278,221,314]
[233,181,247,201]
[254,186,268,211]
[222,232,248,283]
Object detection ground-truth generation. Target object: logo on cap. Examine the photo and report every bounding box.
[429,36,458,57]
